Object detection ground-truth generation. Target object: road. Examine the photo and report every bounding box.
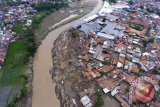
[32,0,103,107]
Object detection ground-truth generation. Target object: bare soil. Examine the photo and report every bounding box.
[51,30,100,107]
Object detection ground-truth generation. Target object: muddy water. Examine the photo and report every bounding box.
[32,0,103,107]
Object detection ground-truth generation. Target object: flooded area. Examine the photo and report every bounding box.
[32,0,103,107]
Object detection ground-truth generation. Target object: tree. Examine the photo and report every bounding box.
[146,8,153,13]
[128,0,133,5]
[153,91,160,101]
[139,5,144,9]
[102,17,106,22]
[156,9,160,16]
[101,60,109,65]
[108,0,117,4]
[94,92,104,107]
[69,29,78,38]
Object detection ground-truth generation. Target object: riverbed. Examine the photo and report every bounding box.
[32,0,103,107]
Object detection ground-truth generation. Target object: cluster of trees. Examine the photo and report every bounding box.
[153,91,160,101]
[142,38,154,47]
[156,9,160,16]
[102,0,117,4]
[69,29,78,38]
[139,5,144,9]
[101,60,110,65]
[24,0,69,56]
[32,1,68,12]
[146,8,154,13]
[0,0,29,6]
[129,23,144,31]
[94,92,104,107]
[128,0,133,5]
[24,27,37,57]
[146,7,160,16]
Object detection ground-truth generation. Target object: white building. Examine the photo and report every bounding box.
[81,95,92,107]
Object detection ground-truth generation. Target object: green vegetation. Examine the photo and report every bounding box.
[103,0,117,4]
[108,0,117,4]
[69,29,78,38]
[0,40,28,107]
[129,23,144,31]
[156,9,160,16]
[146,8,154,13]
[152,69,159,75]
[94,92,104,107]
[12,22,24,35]
[142,38,154,47]
[0,40,27,87]
[128,0,133,5]
[101,60,109,65]
[0,0,29,6]
[0,0,69,106]
[153,91,160,101]
[0,30,34,107]
[139,5,144,9]
[31,12,49,31]
[135,72,141,77]
[32,1,68,12]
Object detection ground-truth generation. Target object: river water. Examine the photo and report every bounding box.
[32,0,103,107]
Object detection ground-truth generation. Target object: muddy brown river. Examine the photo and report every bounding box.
[32,0,103,107]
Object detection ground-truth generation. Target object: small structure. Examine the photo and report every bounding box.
[80,95,92,107]
[111,86,120,96]
[26,19,32,26]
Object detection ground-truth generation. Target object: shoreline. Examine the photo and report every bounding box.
[32,0,102,107]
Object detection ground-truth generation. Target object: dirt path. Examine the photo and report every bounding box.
[32,0,103,107]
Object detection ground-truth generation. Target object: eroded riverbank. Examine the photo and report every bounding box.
[32,0,103,107]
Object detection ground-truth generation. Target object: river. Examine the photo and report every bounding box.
[32,0,103,107]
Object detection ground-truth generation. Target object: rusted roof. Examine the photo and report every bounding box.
[99,65,115,73]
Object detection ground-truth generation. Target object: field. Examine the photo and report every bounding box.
[0,40,27,87]
[0,40,27,107]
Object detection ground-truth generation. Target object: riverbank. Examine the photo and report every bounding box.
[51,30,100,106]
[34,0,98,44]
[17,1,99,107]
[32,0,103,107]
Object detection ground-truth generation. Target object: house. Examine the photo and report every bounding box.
[120,73,135,84]
[93,45,104,61]
[97,32,115,40]
[111,86,120,96]
[84,14,98,22]
[97,77,118,94]
[99,65,115,73]
[102,40,114,48]
[129,64,140,73]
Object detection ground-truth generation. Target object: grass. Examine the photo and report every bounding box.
[32,12,48,31]
[0,40,27,88]
[0,12,47,87]
[12,23,24,35]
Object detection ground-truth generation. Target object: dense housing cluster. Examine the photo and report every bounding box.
[73,1,160,107]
